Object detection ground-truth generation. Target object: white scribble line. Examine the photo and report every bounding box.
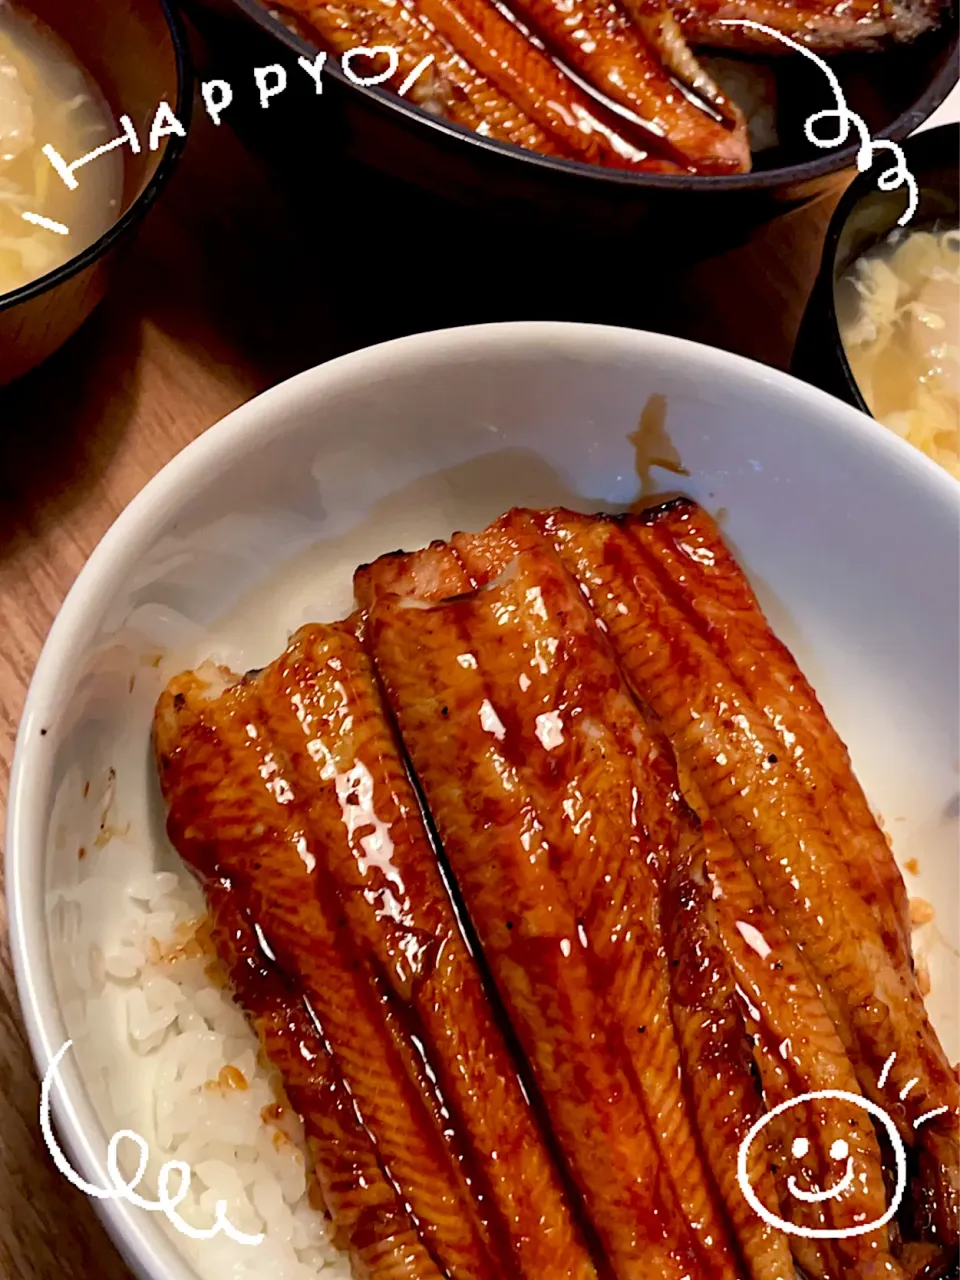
[914,1105,950,1130]
[878,1052,897,1090]
[21,211,70,236]
[899,1077,919,1101]
[717,19,918,226]
[40,1039,264,1246]
[42,115,142,193]
[397,54,436,98]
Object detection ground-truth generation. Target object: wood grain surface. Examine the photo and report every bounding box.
[0,76,844,1280]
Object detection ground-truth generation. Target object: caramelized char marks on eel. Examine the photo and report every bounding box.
[623,496,912,968]
[274,0,569,157]
[660,838,797,1280]
[362,526,751,1272]
[394,540,745,1270]
[360,513,906,1278]
[154,643,596,1280]
[250,621,596,1280]
[695,817,901,1280]
[464,0,749,172]
[537,504,959,1249]
[384,0,691,171]
[366,574,713,1280]
[200,876,445,1279]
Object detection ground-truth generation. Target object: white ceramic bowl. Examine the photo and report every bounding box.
[7,321,960,1280]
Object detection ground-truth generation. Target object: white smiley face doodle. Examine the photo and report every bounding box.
[736,1089,908,1240]
[787,1136,855,1204]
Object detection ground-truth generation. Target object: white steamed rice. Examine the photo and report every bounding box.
[101,869,352,1280]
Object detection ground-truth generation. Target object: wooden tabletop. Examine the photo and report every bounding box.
[0,67,846,1280]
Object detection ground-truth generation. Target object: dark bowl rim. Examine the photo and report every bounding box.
[817,119,959,415]
[224,0,957,193]
[0,0,195,317]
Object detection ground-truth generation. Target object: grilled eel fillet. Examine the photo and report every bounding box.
[277,0,750,173]
[617,497,913,968]
[660,836,796,1280]
[154,632,597,1280]
[358,521,902,1279]
[356,498,907,969]
[202,875,445,1278]
[361,536,773,1272]
[390,502,959,1246]
[483,0,750,172]
[667,0,944,51]
[539,506,960,1250]
[366,555,734,1279]
[695,814,894,1279]
[274,0,571,158]
[497,505,956,1250]
[276,0,686,171]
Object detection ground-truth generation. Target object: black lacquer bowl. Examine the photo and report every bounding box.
[186,0,956,248]
[792,122,959,413]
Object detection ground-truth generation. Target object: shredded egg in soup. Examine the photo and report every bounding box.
[0,3,122,296]
[837,227,960,479]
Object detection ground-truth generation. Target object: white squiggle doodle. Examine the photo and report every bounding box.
[877,1050,897,1090]
[40,1039,264,1247]
[21,211,69,235]
[914,1104,950,1129]
[717,19,919,227]
[736,1088,908,1239]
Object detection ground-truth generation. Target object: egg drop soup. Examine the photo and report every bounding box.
[0,2,122,296]
[837,226,960,479]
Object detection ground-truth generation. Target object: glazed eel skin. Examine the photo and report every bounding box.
[357,502,959,1274]
[276,0,694,172]
[540,505,960,1252]
[273,0,947,170]
[620,497,914,970]
[153,498,957,1279]
[667,0,945,52]
[154,625,596,1280]
[359,518,906,1280]
[201,875,445,1278]
[277,0,751,175]
[366,547,751,1279]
